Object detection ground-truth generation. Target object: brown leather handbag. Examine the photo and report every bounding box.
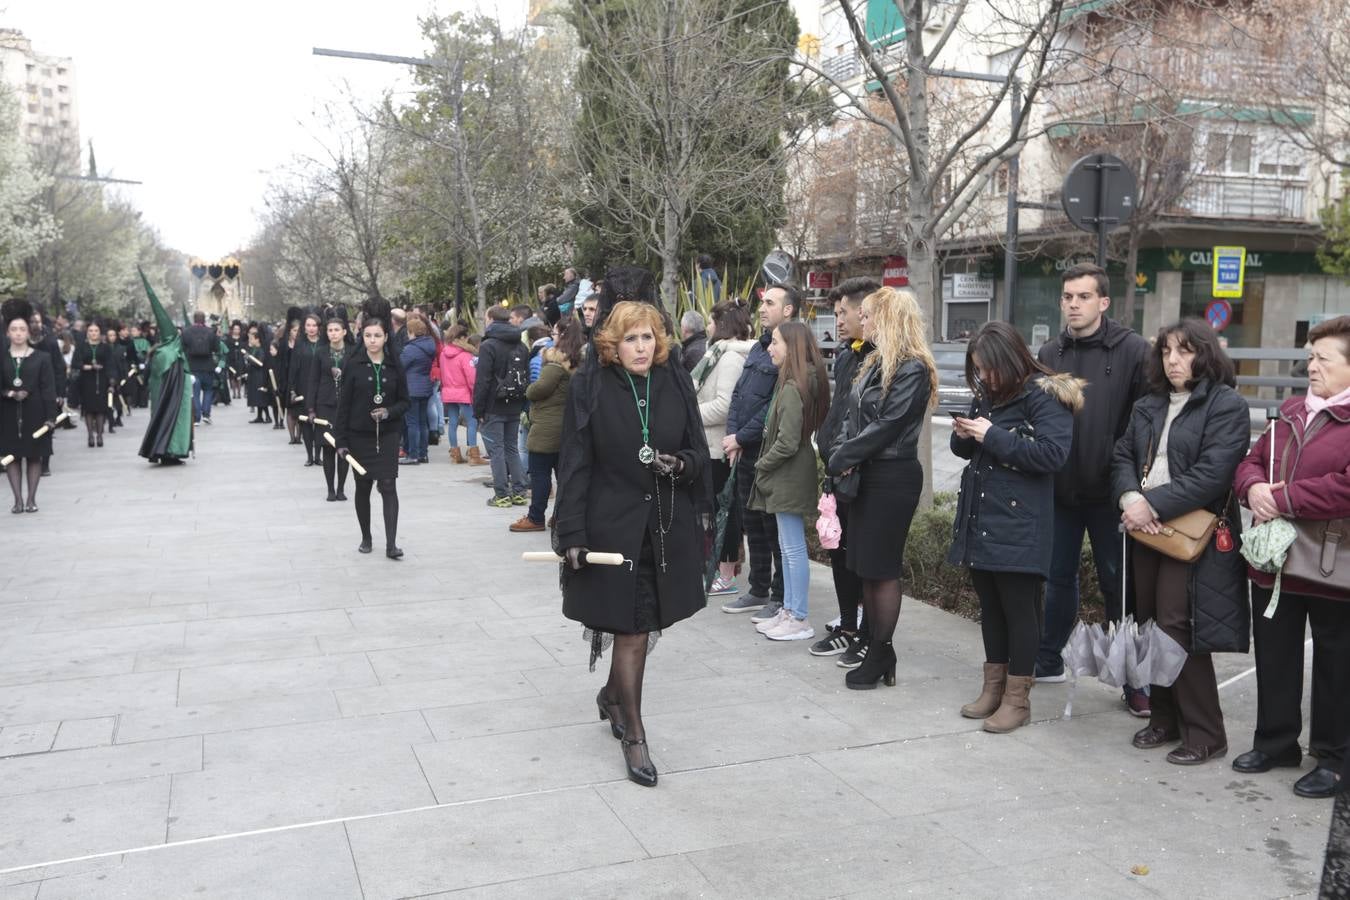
[1283,518,1350,590]
[1131,508,1219,563]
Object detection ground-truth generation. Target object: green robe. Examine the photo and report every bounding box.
[138,269,193,461]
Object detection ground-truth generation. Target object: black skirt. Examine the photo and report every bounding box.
[345,427,400,481]
[847,457,922,580]
[0,398,52,459]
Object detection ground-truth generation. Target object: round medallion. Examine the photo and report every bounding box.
[638,444,655,465]
[373,393,384,405]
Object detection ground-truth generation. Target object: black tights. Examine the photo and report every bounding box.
[605,632,651,770]
[84,413,104,442]
[5,459,40,505]
[321,445,349,494]
[300,421,318,461]
[862,578,903,645]
[354,477,399,548]
[970,569,1044,677]
[830,500,867,637]
[287,410,299,441]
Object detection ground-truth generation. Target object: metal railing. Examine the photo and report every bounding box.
[1180,175,1308,221]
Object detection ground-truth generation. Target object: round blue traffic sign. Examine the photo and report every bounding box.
[1205,299,1232,331]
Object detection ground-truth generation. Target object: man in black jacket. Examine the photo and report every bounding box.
[473,305,529,507]
[182,312,219,425]
[720,283,797,616]
[1034,264,1151,712]
[811,277,878,662]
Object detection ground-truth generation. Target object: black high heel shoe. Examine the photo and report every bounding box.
[10,502,22,514]
[845,640,897,690]
[24,502,36,513]
[596,688,624,740]
[621,738,658,787]
[386,547,404,560]
[358,538,373,554]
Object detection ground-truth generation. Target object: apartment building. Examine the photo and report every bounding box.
[792,1,1348,355]
[0,28,80,167]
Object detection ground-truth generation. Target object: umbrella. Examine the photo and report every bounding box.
[1129,619,1188,689]
[705,465,738,591]
[816,488,841,550]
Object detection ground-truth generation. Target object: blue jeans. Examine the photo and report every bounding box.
[191,369,215,422]
[480,413,526,497]
[775,512,809,620]
[404,395,429,460]
[426,389,443,435]
[444,402,477,447]
[1037,501,1126,676]
[527,451,559,524]
[519,418,530,470]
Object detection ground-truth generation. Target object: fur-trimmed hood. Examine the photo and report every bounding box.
[1036,371,1086,414]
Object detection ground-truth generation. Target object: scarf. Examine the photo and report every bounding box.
[1304,383,1350,422]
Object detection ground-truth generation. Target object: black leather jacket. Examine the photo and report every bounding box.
[827,357,931,474]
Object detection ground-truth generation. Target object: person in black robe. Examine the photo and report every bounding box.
[555,290,712,787]
[314,315,353,500]
[289,313,324,466]
[334,310,407,558]
[104,319,126,433]
[269,318,296,433]
[27,308,66,475]
[2,300,57,512]
[244,324,272,423]
[69,320,113,447]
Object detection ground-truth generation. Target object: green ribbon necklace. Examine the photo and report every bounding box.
[623,370,655,465]
[371,361,384,404]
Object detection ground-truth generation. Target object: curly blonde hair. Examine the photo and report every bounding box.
[594,301,671,368]
[856,287,938,408]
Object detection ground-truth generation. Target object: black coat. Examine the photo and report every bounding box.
[1111,379,1252,653]
[0,350,57,458]
[313,343,351,421]
[555,361,712,634]
[1038,317,1150,506]
[680,334,706,375]
[724,331,777,455]
[333,350,409,447]
[70,342,112,412]
[826,358,931,475]
[473,322,527,420]
[818,341,868,467]
[288,338,324,412]
[948,374,1082,577]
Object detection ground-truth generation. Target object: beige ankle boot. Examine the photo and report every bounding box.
[467,447,487,466]
[449,447,465,464]
[961,662,1007,719]
[983,675,1032,733]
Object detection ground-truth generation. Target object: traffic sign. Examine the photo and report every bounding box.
[1205,298,1233,332]
[1212,246,1246,298]
[1061,153,1138,268]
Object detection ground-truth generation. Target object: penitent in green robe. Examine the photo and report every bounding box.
[137,269,193,462]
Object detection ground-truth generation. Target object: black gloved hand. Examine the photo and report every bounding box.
[650,451,683,477]
[565,547,589,570]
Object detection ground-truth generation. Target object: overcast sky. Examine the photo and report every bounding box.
[2,0,522,256]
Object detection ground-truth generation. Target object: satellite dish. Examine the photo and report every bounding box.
[761,250,796,286]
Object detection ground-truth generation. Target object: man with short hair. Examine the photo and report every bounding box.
[1035,263,1151,715]
[679,310,707,374]
[810,277,879,665]
[182,311,219,424]
[720,283,801,625]
[555,267,582,319]
[580,294,600,333]
[510,304,542,330]
[474,305,530,507]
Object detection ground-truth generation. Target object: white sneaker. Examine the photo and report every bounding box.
[766,615,816,642]
[754,609,787,634]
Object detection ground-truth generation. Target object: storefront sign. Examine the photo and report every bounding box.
[806,270,835,291]
[1212,246,1246,298]
[951,273,994,300]
[883,256,909,287]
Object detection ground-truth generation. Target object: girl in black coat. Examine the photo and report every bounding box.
[948,322,1082,733]
[334,315,408,559]
[70,320,112,448]
[289,314,324,466]
[555,299,711,787]
[1112,319,1251,766]
[2,300,57,512]
[245,325,272,422]
[315,316,353,501]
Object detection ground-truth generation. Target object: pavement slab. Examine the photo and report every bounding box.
[0,403,1333,896]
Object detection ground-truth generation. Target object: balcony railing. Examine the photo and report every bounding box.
[1178,175,1307,221]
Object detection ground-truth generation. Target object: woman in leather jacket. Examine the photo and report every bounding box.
[826,287,937,689]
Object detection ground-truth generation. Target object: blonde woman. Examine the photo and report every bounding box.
[825,287,938,689]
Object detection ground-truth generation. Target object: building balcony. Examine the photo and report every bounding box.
[1175,175,1307,221]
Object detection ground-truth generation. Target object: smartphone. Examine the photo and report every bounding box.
[948,410,964,418]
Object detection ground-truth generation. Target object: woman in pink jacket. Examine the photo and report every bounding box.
[440,324,483,464]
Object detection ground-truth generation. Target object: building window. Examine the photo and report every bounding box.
[987,163,1010,197]
[26,103,37,114]
[1204,133,1253,175]
[57,84,67,93]
[41,87,52,97]
[57,66,66,76]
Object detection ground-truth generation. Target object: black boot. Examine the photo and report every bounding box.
[845,640,896,690]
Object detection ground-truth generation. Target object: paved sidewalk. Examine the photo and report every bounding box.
[0,404,1332,898]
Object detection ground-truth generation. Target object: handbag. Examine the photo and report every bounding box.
[1274,419,1350,592]
[1128,431,1218,563]
[831,469,860,503]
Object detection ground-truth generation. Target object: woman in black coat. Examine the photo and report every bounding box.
[315,316,353,501]
[244,324,272,423]
[1111,318,1251,766]
[334,314,408,559]
[2,300,57,512]
[269,320,295,433]
[555,299,711,787]
[289,313,324,466]
[948,321,1082,734]
[70,320,113,448]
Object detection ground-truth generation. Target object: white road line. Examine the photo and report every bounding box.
[1216,637,1312,690]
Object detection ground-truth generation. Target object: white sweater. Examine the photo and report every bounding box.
[1121,391,1190,512]
[696,339,756,459]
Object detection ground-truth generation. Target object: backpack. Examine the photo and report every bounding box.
[184,326,214,359]
[495,343,529,402]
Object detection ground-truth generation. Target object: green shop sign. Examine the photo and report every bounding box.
[1016,248,1321,281]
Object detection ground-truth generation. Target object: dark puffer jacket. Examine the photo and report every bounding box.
[1111,379,1252,653]
[947,374,1083,577]
[1039,317,1150,506]
[724,331,777,456]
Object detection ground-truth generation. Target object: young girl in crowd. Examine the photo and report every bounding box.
[949,321,1081,733]
[749,321,830,642]
[439,324,483,465]
[70,320,112,448]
